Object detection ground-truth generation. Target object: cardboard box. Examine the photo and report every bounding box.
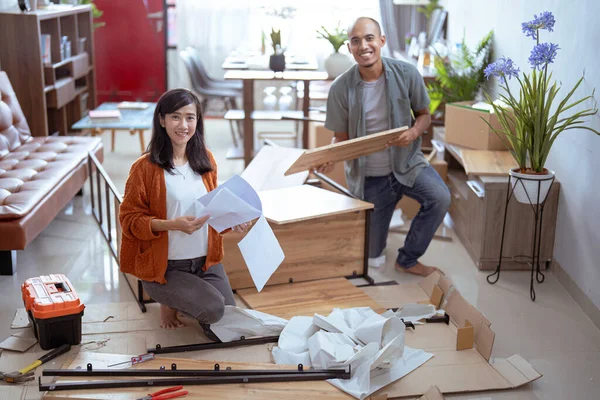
[444,101,511,150]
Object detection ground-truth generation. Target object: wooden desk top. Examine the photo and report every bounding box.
[224,70,329,81]
[260,185,373,225]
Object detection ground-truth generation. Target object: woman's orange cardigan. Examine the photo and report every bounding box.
[119,151,224,283]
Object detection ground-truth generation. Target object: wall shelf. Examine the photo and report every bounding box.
[0,5,96,136]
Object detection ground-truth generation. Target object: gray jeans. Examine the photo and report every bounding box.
[142,257,236,324]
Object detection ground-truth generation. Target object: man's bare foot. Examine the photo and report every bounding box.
[160,304,185,330]
[395,262,443,277]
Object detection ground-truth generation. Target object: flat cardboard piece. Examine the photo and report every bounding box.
[43,352,351,400]
[0,334,38,352]
[237,278,386,320]
[358,277,541,398]
[285,126,408,175]
[240,145,309,191]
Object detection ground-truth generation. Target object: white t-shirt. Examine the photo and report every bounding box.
[164,162,208,260]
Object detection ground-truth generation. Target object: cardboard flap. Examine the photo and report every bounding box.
[475,322,496,362]
[492,354,542,388]
[419,270,443,298]
[420,385,445,399]
[456,319,474,351]
[445,290,491,343]
[437,275,453,299]
[430,284,444,308]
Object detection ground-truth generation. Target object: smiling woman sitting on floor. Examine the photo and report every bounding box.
[118,88,250,340]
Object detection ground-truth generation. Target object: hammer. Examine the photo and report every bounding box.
[0,344,71,383]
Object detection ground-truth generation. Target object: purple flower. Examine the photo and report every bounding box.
[522,11,555,40]
[529,43,559,70]
[484,57,520,84]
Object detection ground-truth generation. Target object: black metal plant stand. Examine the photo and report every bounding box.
[486,173,555,301]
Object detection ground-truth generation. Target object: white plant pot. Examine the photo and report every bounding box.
[509,168,555,205]
[324,52,352,79]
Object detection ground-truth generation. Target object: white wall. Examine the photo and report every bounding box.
[0,0,16,10]
[443,0,600,308]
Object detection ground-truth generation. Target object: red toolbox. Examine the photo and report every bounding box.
[21,274,85,350]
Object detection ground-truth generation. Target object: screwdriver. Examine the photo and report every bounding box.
[107,353,155,368]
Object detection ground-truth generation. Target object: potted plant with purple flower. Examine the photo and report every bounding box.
[483,11,599,204]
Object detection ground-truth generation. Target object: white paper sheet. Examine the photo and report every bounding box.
[210,306,287,342]
[328,346,433,399]
[395,303,437,324]
[308,331,358,368]
[272,307,433,400]
[195,175,262,232]
[237,215,285,292]
[193,175,285,292]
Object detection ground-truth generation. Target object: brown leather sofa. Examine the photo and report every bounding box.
[0,71,103,275]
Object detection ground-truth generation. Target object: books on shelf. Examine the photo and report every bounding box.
[117,101,149,110]
[88,109,122,121]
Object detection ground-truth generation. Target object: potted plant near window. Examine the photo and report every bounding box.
[269,28,285,72]
[427,30,493,119]
[316,24,351,79]
[484,11,599,204]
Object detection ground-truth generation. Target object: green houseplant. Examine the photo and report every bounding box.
[316,23,351,79]
[269,28,285,72]
[61,0,105,30]
[484,11,599,203]
[427,30,493,116]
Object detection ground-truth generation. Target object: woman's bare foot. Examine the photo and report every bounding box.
[395,262,443,277]
[160,304,185,330]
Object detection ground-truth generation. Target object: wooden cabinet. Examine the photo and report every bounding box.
[443,141,560,271]
[222,185,374,290]
[0,5,96,136]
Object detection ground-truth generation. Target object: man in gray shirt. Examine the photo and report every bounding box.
[317,17,450,276]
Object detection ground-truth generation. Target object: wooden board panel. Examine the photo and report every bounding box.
[460,149,517,176]
[285,127,408,176]
[223,211,367,290]
[260,185,372,224]
[237,278,385,320]
[43,352,351,400]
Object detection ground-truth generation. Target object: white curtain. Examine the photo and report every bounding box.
[171,0,382,90]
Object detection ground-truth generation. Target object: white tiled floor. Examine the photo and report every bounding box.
[1,120,599,399]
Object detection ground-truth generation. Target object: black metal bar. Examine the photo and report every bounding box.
[96,155,103,226]
[529,180,541,301]
[363,208,371,279]
[105,181,112,243]
[312,170,358,199]
[356,280,398,288]
[149,335,280,354]
[88,154,95,217]
[39,367,351,391]
[425,312,450,324]
[43,366,349,378]
[486,177,512,284]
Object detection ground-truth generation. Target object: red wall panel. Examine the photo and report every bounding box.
[94,0,166,103]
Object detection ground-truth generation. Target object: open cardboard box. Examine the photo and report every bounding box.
[41,273,540,399]
[444,101,513,151]
[361,271,542,398]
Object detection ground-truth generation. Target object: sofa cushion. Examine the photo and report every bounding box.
[0,71,31,158]
[0,136,101,220]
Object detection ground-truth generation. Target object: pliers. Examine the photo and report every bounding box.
[137,385,188,400]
